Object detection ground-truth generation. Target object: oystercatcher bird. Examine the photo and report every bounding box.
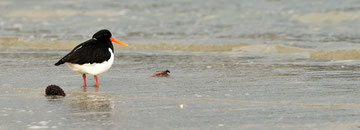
[55,29,128,87]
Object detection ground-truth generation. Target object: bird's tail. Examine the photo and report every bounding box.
[54,60,65,66]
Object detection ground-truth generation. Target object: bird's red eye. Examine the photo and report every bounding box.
[104,33,108,36]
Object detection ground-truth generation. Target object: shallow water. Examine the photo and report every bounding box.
[1,50,360,129]
[1,0,360,129]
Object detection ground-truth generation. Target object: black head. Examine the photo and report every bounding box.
[92,29,112,41]
[92,29,128,46]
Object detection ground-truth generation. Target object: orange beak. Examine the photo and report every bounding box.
[110,37,128,46]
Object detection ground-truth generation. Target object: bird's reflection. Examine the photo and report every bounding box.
[68,86,114,122]
[82,85,99,92]
[71,86,112,112]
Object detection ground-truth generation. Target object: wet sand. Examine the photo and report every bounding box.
[1,49,360,129]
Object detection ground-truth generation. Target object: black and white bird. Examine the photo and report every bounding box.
[55,29,128,87]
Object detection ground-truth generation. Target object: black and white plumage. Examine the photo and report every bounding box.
[55,29,128,87]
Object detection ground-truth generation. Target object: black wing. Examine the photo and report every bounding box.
[54,39,112,66]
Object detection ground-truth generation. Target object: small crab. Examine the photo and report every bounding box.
[151,70,170,77]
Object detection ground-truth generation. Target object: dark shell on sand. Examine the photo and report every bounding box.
[45,85,66,97]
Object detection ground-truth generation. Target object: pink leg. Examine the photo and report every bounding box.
[94,75,99,87]
[82,86,87,92]
[82,74,87,87]
[95,86,99,92]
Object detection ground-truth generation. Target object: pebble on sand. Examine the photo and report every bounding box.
[45,85,66,97]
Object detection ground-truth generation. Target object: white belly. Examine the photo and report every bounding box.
[66,48,114,75]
